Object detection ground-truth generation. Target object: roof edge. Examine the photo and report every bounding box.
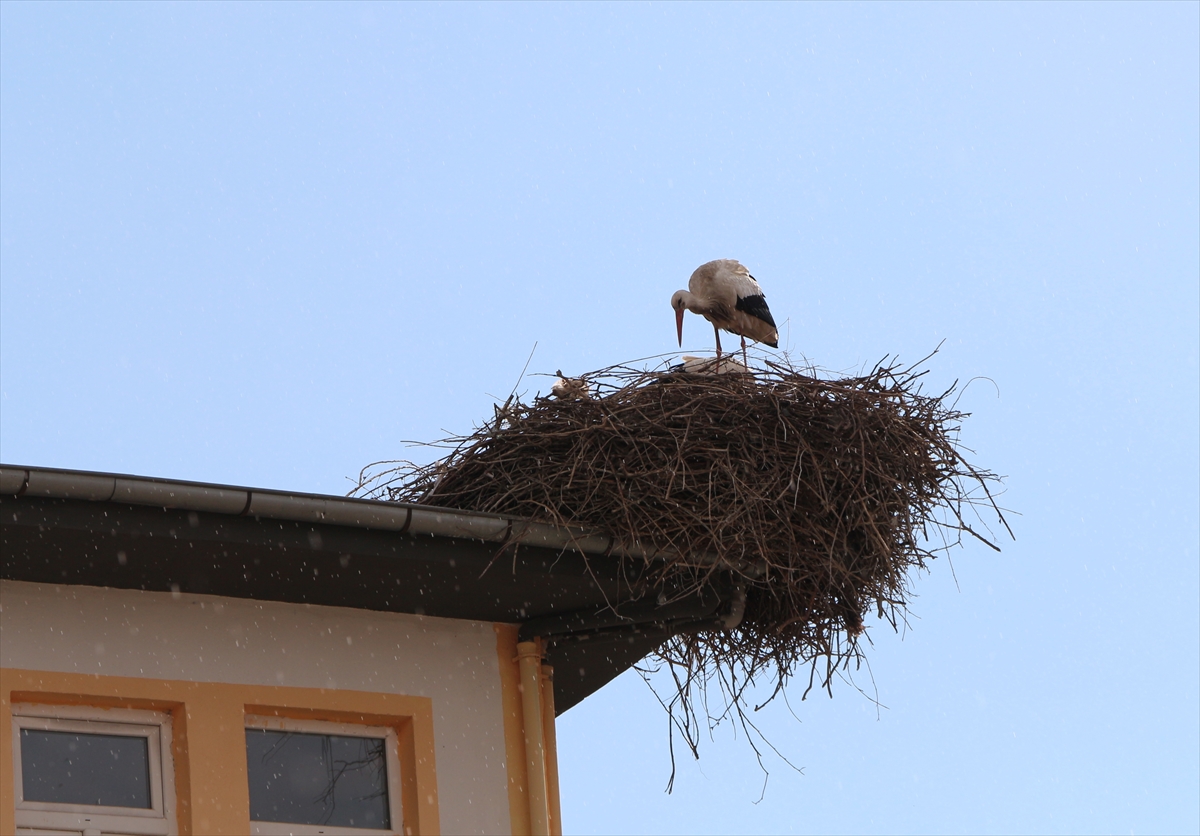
[0,463,655,561]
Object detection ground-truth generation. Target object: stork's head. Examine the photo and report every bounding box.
[670,290,689,346]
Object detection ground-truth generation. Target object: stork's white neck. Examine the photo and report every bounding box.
[671,289,710,316]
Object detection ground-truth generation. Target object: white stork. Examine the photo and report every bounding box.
[676,354,751,376]
[671,259,779,362]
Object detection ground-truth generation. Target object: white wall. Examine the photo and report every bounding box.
[0,579,513,835]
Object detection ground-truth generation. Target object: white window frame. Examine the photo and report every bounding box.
[11,703,176,836]
[245,715,403,836]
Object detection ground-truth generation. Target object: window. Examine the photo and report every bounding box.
[245,715,403,836]
[11,704,176,836]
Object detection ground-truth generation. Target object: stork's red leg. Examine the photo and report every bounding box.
[741,335,749,369]
[713,323,722,358]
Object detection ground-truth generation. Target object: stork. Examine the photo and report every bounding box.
[671,259,779,363]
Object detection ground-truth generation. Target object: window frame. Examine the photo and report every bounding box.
[10,703,176,836]
[245,714,404,836]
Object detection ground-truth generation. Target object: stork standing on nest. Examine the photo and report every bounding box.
[671,259,779,364]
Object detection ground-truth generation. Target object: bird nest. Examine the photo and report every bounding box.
[353,353,1008,771]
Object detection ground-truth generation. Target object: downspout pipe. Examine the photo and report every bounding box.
[517,640,551,836]
[540,664,562,836]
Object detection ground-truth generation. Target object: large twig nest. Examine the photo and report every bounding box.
[354,353,1009,762]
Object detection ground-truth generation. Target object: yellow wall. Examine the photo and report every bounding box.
[0,668,440,835]
[1,582,563,835]
[1,580,519,833]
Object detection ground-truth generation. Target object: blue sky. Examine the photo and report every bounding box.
[2,2,1197,833]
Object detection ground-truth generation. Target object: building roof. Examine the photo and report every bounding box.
[1,465,736,713]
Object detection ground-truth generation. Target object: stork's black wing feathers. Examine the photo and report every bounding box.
[735,293,776,328]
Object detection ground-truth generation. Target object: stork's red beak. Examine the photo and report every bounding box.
[675,308,684,346]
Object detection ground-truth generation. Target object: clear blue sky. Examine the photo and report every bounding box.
[2,2,1197,834]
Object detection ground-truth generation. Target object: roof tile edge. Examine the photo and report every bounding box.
[0,464,627,560]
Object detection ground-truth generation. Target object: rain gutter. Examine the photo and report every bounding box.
[0,464,743,569]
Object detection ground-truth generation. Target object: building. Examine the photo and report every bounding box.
[1,465,739,835]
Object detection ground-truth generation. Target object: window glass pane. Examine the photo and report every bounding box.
[246,729,391,829]
[20,728,152,809]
